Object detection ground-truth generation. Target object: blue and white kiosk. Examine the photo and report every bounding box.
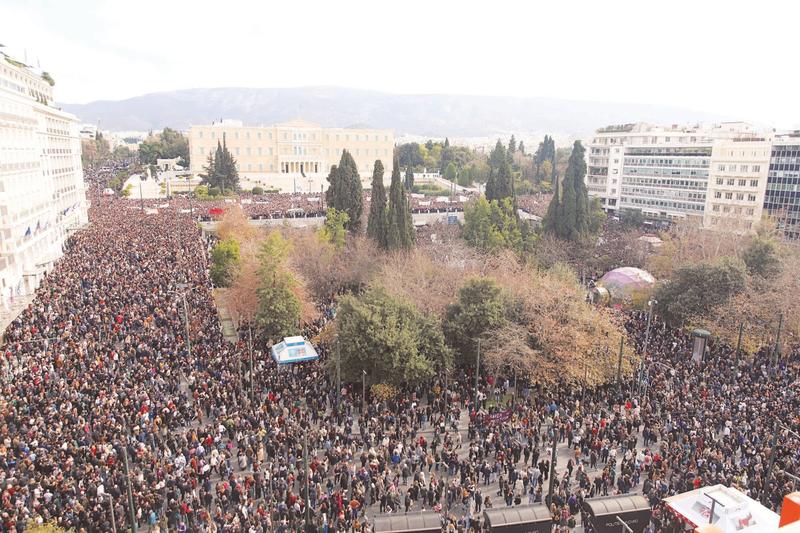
[270,336,319,366]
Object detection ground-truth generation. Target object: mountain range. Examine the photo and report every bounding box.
[61,86,728,138]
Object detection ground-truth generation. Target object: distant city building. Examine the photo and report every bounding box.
[79,123,97,140]
[0,51,88,303]
[585,122,773,232]
[188,119,394,184]
[763,132,800,238]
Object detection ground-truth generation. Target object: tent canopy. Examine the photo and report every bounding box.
[664,484,779,532]
[270,336,319,365]
[372,511,441,533]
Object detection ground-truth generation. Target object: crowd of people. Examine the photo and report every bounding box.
[0,167,796,533]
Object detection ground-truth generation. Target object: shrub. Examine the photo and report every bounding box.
[251,186,265,195]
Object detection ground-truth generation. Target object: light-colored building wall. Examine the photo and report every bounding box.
[0,54,87,305]
[704,136,772,232]
[188,119,394,191]
[586,121,773,232]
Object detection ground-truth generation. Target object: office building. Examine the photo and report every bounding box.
[763,132,800,238]
[0,51,88,305]
[188,119,394,190]
[586,122,770,230]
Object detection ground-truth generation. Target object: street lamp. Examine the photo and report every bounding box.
[174,284,191,361]
[638,299,657,394]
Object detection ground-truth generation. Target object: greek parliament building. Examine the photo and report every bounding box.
[0,51,87,306]
[188,119,394,188]
[584,121,799,234]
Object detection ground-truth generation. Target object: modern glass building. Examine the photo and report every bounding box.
[619,145,711,221]
[764,134,800,238]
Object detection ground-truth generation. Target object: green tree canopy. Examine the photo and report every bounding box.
[396,142,424,169]
[319,207,350,249]
[367,160,389,249]
[255,232,300,340]
[443,277,509,366]
[742,236,780,278]
[325,150,364,233]
[444,162,457,182]
[210,238,241,287]
[333,287,451,386]
[462,197,528,252]
[138,127,189,166]
[655,257,747,326]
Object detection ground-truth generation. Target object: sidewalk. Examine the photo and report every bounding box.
[0,293,35,338]
[211,288,240,343]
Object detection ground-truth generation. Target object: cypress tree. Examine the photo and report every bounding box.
[493,159,514,201]
[570,141,590,238]
[542,140,589,241]
[387,157,414,250]
[404,165,414,190]
[367,160,388,249]
[485,169,497,201]
[507,135,516,164]
[489,139,506,171]
[440,137,452,175]
[325,151,363,233]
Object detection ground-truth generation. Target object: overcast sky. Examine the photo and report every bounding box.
[2,0,798,128]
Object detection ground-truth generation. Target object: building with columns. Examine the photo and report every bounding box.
[0,51,87,306]
[188,119,394,191]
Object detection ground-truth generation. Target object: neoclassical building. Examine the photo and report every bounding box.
[0,51,87,303]
[188,119,394,187]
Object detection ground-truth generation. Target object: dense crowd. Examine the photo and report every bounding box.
[0,169,796,532]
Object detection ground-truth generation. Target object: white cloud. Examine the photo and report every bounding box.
[2,0,798,128]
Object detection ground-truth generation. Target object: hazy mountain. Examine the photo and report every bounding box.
[62,86,727,137]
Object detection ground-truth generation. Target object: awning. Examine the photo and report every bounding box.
[483,504,552,533]
[373,511,441,533]
[582,494,651,533]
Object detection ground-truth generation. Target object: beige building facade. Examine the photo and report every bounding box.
[704,136,773,232]
[188,119,394,191]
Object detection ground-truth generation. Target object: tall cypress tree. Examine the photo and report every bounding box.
[325,150,363,233]
[570,141,589,238]
[440,137,452,175]
[404,165,414,190]
[367,160,388,249]
[493,159,514,201]
[485,169,497,200]
[542,141,589,241]
[387,157,414,250]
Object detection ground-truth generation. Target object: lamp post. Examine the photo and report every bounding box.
[547,422,558,506]
[176,284,191,361]
[474,338,481,411]
[336,336,341,406]
[121,422,138,533]
[733,322,744,380]
[303,430,311,528]
[772,313,783,376]
[639,299,656,394]
[361,370,367,415]
[617,336,624,389]
[248,324,254,401]
[107,493,118,533]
